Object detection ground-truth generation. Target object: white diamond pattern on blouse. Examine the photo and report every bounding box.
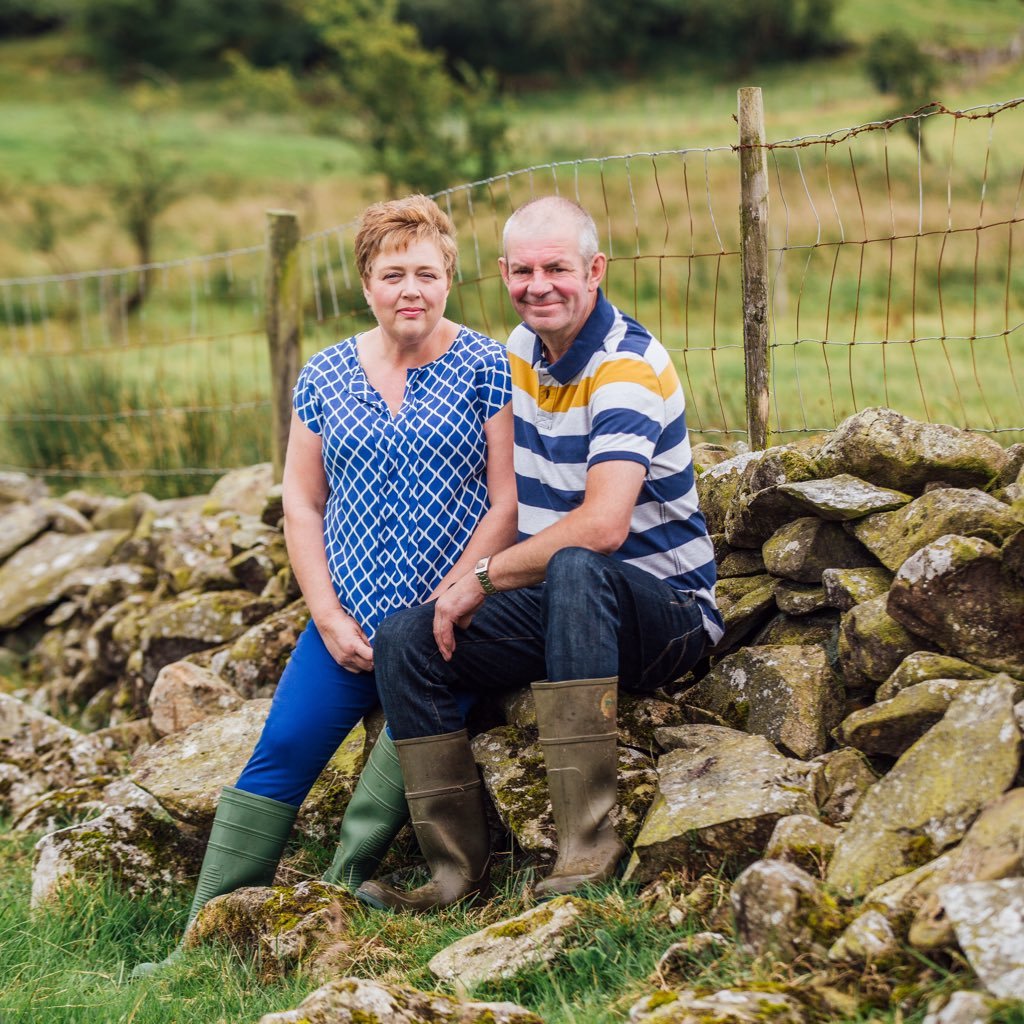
[293,328,510,640]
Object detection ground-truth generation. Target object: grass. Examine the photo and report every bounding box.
[0,822,983,1024]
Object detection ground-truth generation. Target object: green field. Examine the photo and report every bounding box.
[1,4,1024,493]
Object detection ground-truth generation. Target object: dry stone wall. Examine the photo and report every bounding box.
[2,407,1024,1018]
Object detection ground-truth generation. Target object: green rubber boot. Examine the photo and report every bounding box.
[322,730,410,890]
[130,785,297,979]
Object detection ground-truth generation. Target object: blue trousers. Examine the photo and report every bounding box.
[374,547,710,741]
[235,619,474,806]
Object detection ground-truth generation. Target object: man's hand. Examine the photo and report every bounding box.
[433,573,486,661]
[319,611,374,673]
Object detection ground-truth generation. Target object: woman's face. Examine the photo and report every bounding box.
[363,237,452,346]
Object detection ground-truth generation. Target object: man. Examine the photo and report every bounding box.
[358,196,724,912]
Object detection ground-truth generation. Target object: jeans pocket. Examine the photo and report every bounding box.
[637,621,707,693]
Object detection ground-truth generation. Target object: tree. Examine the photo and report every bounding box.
[65,87,188,313]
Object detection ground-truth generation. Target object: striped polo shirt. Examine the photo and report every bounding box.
[509,290,723,643]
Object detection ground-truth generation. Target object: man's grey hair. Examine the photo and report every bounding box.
[502,196,600,264]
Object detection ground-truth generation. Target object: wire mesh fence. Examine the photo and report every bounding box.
[1,92,1022,495]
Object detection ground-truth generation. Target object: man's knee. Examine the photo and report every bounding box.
[546,546,609,592]
[374,603,436,671]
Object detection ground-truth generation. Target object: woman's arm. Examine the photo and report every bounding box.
[427,403,518,598]
[282,409,374,672]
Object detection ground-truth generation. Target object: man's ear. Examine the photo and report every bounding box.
[588,252,607,291]
[498,257,509,286]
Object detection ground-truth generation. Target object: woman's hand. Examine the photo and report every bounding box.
[319,611,375,673]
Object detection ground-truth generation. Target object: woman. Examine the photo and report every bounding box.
[133,195,516,976]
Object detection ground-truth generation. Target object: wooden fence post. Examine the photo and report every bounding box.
[738,87,771,450]
[265,210,302,484]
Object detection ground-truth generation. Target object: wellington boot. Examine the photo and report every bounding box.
[356,730,490,912]
[322,730,409,890]
[130,786,297,979]
[532,678,626,898]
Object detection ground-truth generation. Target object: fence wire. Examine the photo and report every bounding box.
[2,95,1022,494]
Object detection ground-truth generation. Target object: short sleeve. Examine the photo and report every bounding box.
[475,341,512,422]
[292,360,323,436]
[587,354,665,469]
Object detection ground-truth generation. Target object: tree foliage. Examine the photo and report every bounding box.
[399,0,843,78]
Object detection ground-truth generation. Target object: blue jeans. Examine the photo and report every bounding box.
[374,547,709,741]
[235,620,475,805]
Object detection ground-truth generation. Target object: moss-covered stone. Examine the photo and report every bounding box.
[0,529,130,630]
[206,598,309,699]
[776,473,911,520]
[888,534,1024,676]
[140,589,278,685]
[849,488,1021,572]
[712,574,779,651]
[31,803,203,907]
[682,645,842,759]
[837,594,931,687]
[820,566,893,612]
[428,896,584,990]
[255,977,543,1024]
[626,726,817,885]
[731,859,848,962]
[826,678,1021,898]
[763,517,876,584]
[875,651,992,701]
[815,407,1009,494]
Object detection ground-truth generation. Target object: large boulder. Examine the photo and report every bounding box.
[815,408,1009,494]
[0,529,129,629]
[624,726,817,885]
[255,978,543,1024]
[723,445,820,548]
[937,879,1024,999]
[188,880,362,980]
[775,473,911,520]
[429,896,585,990]
[31,804,203,907]
[837,593,930,687]
[205,599,309,699]
[826,678,1021,897]
[628,988,806,1024]
[148,661,245,737]
[206,463,275,517]
[731,859,846,962]
[762,517,876,584]
[681,645,842,759]
[139,590,278,685]
[875,651,993,701]
[909,788,1024,951]
[888,534,1024,677]
[835,677,1023,758]
[850,488,1021,571]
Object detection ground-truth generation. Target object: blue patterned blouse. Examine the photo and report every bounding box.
[292,327,511,640]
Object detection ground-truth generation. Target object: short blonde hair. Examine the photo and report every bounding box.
[355,195,458,283]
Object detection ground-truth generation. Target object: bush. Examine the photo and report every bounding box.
[864,29,941,105]
[0,0,72,37]
[398,0,843,79]
[74,0,324,78]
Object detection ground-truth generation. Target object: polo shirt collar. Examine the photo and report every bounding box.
[531,289,614,383]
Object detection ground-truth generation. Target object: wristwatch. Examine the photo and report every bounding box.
[474,556,498,595]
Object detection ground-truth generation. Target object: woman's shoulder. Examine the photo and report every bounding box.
[452,325,509,365]
[301,336,359,379]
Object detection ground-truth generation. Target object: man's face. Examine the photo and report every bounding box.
[499,222,606,355]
